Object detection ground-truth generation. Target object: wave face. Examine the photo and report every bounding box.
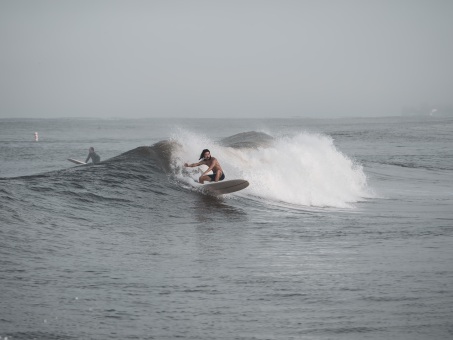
[169,130,370,208]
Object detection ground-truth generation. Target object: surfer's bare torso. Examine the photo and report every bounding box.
[200,157,222,173]
[184,150,225,184]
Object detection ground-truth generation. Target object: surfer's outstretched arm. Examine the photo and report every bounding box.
[184,161,204,167]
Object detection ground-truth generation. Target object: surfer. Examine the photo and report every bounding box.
[85,147,101,164]
[184,149,225,184]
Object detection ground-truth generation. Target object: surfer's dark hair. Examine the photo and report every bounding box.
[199,149,210,160]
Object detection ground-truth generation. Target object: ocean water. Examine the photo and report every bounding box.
[0,117,452,340]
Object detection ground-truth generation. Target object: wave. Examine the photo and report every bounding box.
[219,131,274,149]
[169,130,371,208]
[1,130,371,209]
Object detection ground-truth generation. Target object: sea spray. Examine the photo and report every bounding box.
[170,129,370,208]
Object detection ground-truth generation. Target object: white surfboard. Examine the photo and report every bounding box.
[202,179,249,195]
[68,158,86,165]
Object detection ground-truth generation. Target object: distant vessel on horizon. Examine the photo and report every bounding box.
[401,104,453,117]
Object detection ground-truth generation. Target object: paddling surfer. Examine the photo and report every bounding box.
[85,147,101,164]
[184,149,225,184]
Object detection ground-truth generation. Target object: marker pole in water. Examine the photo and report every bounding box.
[34,132,38,141]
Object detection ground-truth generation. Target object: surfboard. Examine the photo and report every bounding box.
[202,179,249,195]
[68,158,86,165]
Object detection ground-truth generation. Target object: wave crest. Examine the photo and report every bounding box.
[170,130,371,208]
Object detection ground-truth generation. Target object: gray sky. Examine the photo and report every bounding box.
[1,0,452,118]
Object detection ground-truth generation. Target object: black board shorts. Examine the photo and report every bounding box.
[208,172,225,181]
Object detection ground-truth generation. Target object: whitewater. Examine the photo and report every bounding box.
[170,129,370,208]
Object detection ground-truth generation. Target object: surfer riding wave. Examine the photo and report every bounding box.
[184,149,225,184]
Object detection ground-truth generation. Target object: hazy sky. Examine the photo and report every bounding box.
[1,0,452,118]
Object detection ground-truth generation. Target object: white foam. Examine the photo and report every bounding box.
[170,129,371,208]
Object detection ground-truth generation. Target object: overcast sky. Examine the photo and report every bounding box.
[0,0,452,118]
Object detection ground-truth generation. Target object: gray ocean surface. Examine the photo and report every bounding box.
[1,117,452,340]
